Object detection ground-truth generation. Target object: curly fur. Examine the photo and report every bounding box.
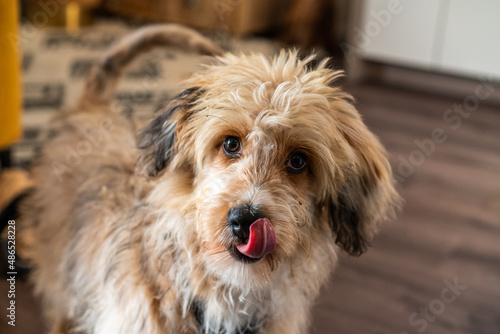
[20,24,400,334]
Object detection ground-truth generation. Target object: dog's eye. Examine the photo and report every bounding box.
[223,136,242,157]
[286,152,307,174]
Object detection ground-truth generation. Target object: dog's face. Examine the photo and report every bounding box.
[139,52,399,288]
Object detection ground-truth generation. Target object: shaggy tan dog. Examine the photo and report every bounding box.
[20,24,400,334]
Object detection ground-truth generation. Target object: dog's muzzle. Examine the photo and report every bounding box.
[227,204,276,262]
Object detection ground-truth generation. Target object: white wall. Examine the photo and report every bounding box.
[357,0,500,81]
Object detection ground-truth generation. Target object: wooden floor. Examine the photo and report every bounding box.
[311,82,500,334]
[1,82,499,333]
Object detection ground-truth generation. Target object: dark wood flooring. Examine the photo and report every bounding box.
[311,82,500,334]
[2,82,499,334]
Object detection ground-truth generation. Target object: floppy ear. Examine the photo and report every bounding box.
[328,108,401,256]
[137,87,202,177]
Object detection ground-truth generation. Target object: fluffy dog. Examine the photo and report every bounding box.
[20,24,400,334]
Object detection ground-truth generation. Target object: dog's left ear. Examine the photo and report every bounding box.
[328,106,401,256]
[137,87,202,177]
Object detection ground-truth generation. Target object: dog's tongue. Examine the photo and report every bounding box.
[236,218,276,259]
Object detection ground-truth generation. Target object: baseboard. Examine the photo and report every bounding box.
[347,61,500,107]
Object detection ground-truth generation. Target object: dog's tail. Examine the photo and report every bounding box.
[79,24,223,107]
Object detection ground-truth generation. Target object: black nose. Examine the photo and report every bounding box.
[227,204,267,242]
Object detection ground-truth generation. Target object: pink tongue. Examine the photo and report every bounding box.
[236,218,276,258]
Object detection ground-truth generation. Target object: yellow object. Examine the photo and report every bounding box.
[66,1,82,33]
[26,1,95,31]
[0,0,22,150]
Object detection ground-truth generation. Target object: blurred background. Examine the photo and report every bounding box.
[0,0,499,333]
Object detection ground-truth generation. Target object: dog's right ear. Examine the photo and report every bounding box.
[137,87,202,177]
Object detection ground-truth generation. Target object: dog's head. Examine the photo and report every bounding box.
[138,51,399,288]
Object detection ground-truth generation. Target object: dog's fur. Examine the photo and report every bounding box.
[20,24,400,334]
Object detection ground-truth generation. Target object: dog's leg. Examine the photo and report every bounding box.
[49,318,77,334]
[264,312,309,334]
[265,322,306,334]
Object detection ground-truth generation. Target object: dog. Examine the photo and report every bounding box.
[19,24,400,334]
